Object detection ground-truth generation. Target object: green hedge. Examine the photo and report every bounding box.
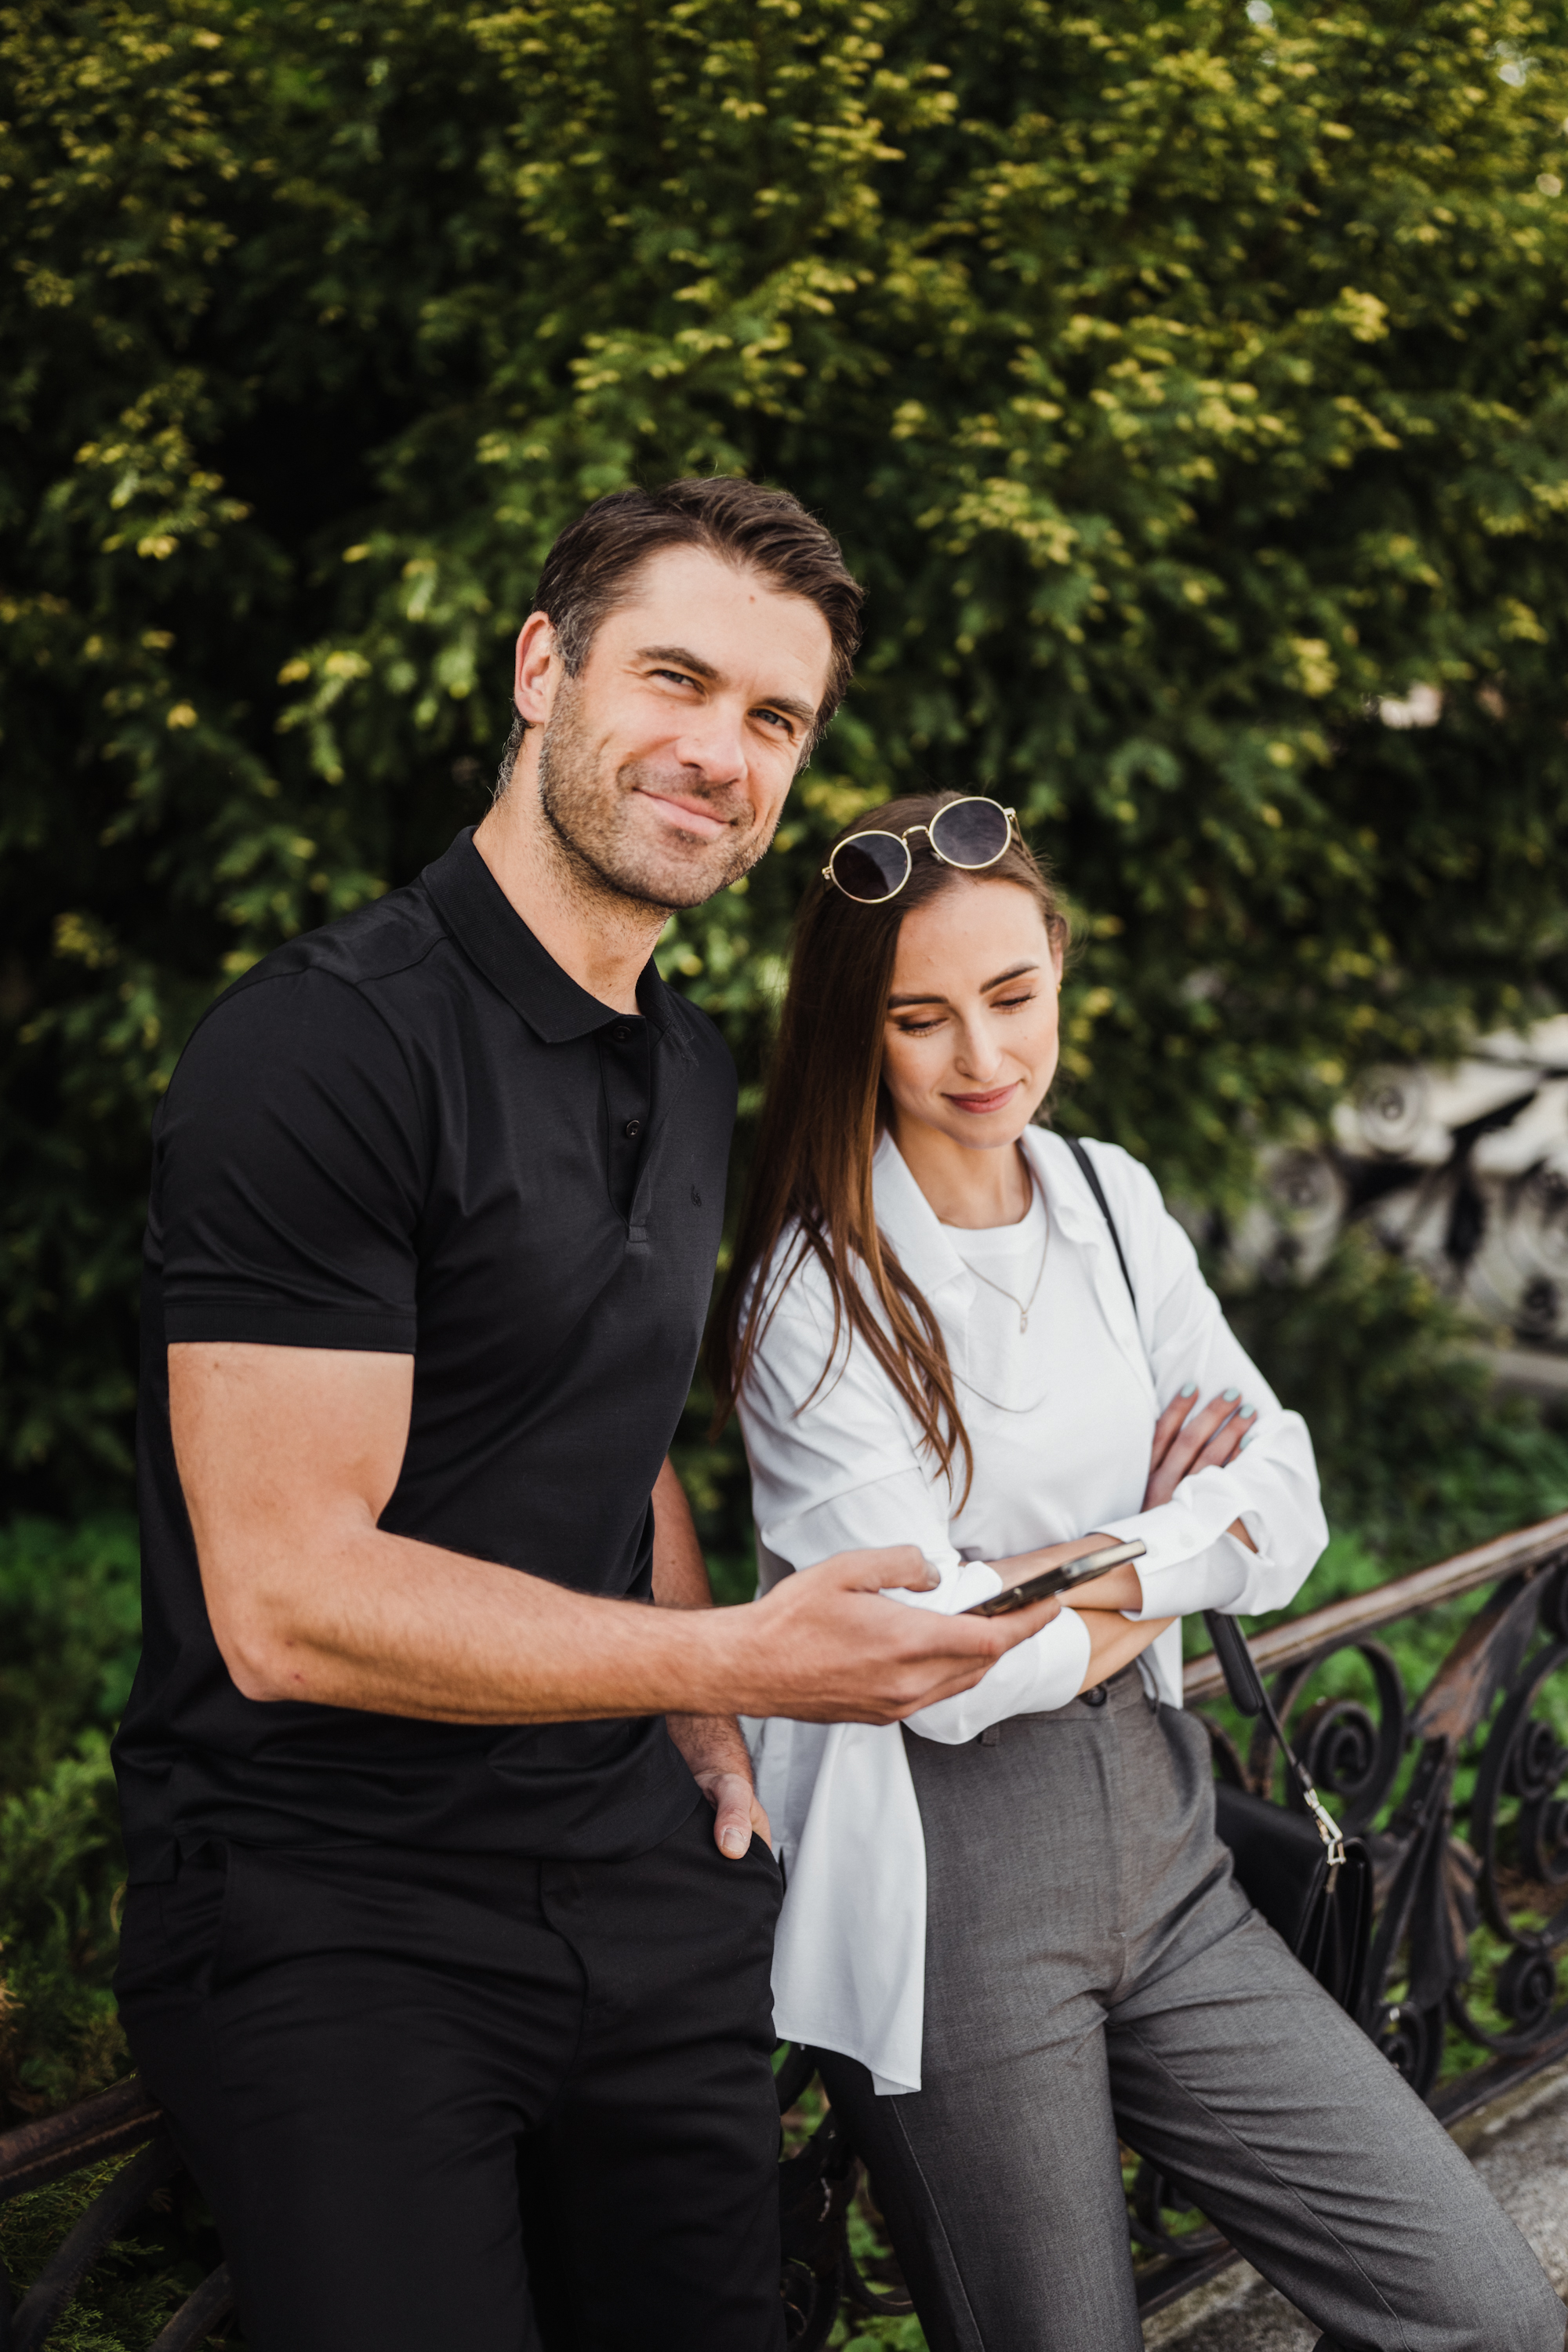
[7,0,1568,1512]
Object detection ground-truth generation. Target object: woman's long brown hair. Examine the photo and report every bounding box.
[707,791,1069,1505]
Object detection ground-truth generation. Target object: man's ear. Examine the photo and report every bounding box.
[513,611,562,729]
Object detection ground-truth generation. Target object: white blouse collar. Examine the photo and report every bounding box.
[871,1123,1115,1283]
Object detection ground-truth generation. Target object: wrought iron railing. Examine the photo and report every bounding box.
[4,1515,1567,2349]
[0,2077,230,2350]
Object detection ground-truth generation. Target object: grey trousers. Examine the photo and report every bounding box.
[819,1671,1565,2352]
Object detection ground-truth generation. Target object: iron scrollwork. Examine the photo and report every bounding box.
[1451,1560,1568,2056]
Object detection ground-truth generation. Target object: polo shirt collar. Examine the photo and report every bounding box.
[423,827,674,1044]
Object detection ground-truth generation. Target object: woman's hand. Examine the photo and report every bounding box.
[1144,1385,1254,1509]
[989,1386,1265,1630]
[1144,1383,1258,1555]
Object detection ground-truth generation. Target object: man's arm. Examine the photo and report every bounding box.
[651,1456,771,1860]
[170,1341,1061,1726]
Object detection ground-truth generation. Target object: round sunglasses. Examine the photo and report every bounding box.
[822,797,1019,905]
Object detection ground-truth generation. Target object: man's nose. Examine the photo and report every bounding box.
[671,698,749,782]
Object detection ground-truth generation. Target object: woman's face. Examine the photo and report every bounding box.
[880,878,1064,1155]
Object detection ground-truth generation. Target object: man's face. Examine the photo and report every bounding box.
[522,543,834,912]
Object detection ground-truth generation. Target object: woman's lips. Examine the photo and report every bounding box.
[946,1083,1020,1114]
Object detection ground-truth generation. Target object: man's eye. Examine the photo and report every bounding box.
[754,707,793,735]
[652,669,696,688]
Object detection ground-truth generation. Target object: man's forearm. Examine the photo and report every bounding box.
[219,1519,749,1721]
[649,1455,754,1780]
[651,1454,716,1613]
[176,1341,1065,1730]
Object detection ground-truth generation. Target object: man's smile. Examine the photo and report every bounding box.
[634,785,737,842]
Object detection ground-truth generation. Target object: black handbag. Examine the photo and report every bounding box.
[1062,1138,1374,2020]
[1203,1611,1373,2017]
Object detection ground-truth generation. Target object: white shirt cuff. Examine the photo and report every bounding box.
[1104,1523,1254,1620]
[902,1603,1091,1744]
[880,1558,1000,1613]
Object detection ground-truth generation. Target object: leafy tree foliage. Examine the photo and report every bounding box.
[0,1517,140,2122]
[6,0,1568,1508]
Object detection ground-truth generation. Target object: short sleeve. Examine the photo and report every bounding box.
[154,969,426,1352]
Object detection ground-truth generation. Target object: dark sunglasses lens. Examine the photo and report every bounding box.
[832,833,909,902]
[931,799,1011,869]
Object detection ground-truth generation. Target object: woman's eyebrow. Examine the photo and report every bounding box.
[887,962,1040,1011]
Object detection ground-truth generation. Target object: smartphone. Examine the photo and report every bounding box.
[962,1537,1147,1618]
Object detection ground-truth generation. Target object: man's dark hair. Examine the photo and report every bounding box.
[498,477,862,789]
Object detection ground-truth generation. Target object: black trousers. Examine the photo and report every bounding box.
[114,1804,786,2352]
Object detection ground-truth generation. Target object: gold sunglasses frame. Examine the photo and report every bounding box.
[822,798,1020,903]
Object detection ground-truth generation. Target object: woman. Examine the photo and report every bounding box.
[709,793,1563,2352]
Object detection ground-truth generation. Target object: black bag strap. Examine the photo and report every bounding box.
[1062,1137,1137,1312]
[1059,1136,1347,1869]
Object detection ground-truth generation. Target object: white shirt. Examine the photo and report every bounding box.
[737,1127,1327,2095]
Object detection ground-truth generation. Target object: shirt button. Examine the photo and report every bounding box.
[612,1025,630,1043]
[624,1119,643,1138]
[1081,1683,1109,1708]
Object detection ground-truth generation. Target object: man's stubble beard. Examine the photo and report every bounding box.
[532,679,775,916]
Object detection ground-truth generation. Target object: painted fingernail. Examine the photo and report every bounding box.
[1180,1381,1198,1398]
[1241,1400,1256,1417]
[1222,1387,1240,1403]
[720,1825,747,1857]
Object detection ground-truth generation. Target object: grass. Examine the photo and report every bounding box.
[0,2161,217,2351]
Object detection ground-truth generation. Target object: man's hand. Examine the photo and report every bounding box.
[673,1715,772,1858]
[694,1768,772,1859]
[716,1547,1062,1726]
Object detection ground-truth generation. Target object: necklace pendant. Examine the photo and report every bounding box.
[1019,1310,1029,1334]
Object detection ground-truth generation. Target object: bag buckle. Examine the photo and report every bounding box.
[1301,1783,1348,1873]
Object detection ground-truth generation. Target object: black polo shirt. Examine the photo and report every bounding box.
[113,829,735,1884]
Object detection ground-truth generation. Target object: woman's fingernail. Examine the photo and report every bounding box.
[720,1825,747,1857]
[1223,1387,1240,1403]
[1180,1381,1198,1398]
[1241,1400,1256,1417]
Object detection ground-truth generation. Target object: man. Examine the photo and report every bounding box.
[113,477,1053,2351]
